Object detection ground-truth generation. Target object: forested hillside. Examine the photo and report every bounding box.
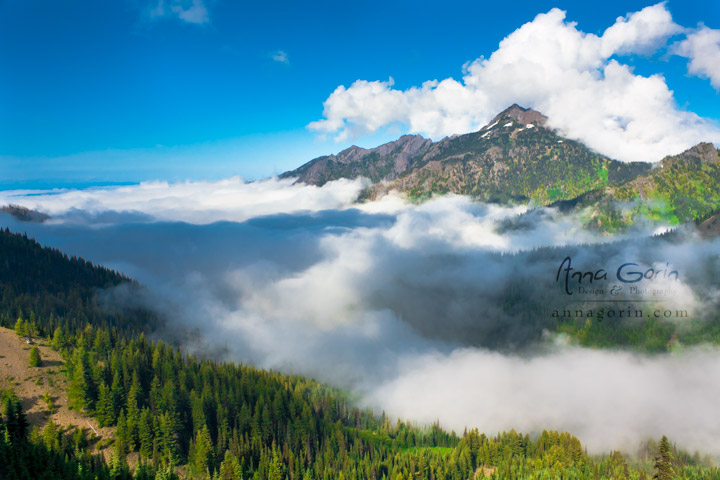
[574,143,720,231]
[2,228,719,479]
[0,227,159,335]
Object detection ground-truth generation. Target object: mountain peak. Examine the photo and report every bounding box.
[336,134,429,160]
[685,142,720,162]
[282,106,653,205]
[660,142,720,168]
[488,104,548,128]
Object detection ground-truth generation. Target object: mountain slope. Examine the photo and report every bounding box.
[375,105,651,203]
[3,225,719,478]
[0,227,159,335]
[0,326,115,452]
[570,142,720,230]
[284,104,652,204]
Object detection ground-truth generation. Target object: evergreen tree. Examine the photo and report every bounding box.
[139,407,155,458]
[115,409,129,456]
[41,420,61,451]
[218,450,244,480]
[96,382,115,427]
[67,346,96,411]
[28,346,41,367]
[268,448,285,480]
[652,435,675,480]
[109,446,133,480]
[13,317,25,337]
[126,372,142,450]
[3,395,27,441]
[111,369,124,415]
[51,326,66,351]
[158,411,179,467]
[190,424,215,477]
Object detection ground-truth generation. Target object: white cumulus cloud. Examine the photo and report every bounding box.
[309,3,720,163]
[600,2,681,56]
[673,25,720,89]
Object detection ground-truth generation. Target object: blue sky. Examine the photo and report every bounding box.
[1,0,719,187]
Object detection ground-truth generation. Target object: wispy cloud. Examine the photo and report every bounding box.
[271,50,290,65]
[149,0,210,25]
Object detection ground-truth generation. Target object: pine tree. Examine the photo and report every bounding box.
[159,411,179,467]
[126,372,142,450]
[190,424,215,477]
[67,346,96,411]
[3,396,27,441]
[13,317,25,337]
[111,369,124,415]
[652,435,675,480]
[72,426,89,452]
[96,382,115,427]
[51,327,66,351]
[28,346,41,367]
[26,312,37,342]
[15,398,27,438]
[190,390,207,434]
[268,448,285,480]
[109,446,132,480]
[139,407,155,458]
[41,419,61,451]
[218,450,244,480]
[115,409,129,456]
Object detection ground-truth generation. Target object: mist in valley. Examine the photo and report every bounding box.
[2,178,720,455]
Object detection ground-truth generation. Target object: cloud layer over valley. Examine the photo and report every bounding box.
[3,178,720,455]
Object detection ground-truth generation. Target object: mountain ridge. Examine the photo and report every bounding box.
[572,141,720,230]
[280,133,433,186]
[284,104,652,205]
